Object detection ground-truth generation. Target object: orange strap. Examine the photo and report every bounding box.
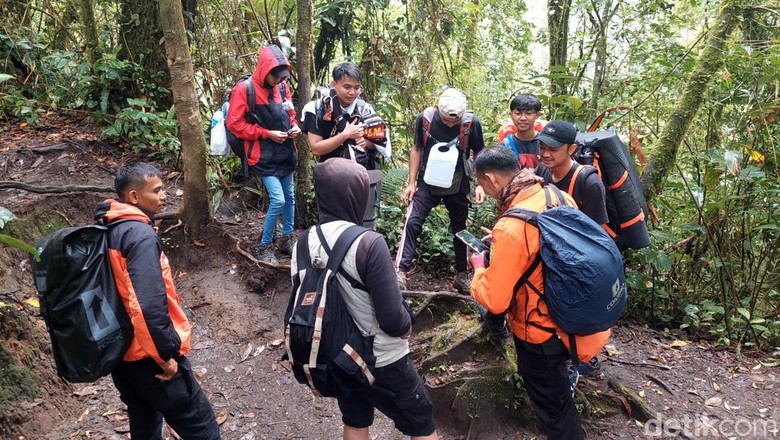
[607,171,629,190]
[568,165,584,195]
[620,211,646,229]
[603,224,617,238]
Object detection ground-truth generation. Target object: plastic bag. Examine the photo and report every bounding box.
[209,109,229,156]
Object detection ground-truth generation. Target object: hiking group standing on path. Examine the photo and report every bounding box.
[31,43,646,439]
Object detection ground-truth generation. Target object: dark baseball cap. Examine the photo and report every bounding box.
[536,120,577,148]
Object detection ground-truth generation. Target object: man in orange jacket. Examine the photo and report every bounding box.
[95,163,220,439]
[469,147,584,440]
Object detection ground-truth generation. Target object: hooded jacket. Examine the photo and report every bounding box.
[291,158,411,367]
[94,200,191,364]
[226,44,299,177]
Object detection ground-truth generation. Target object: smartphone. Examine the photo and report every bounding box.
[455,230,489,254]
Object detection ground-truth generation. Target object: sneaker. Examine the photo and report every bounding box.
[277,234,294,256]
[453,271,472,295]
[396,271,408,291]
[252,243,279,266]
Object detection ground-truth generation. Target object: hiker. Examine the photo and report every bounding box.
[225,44,300,265]
[535,120,609,228]
[94,163,221,440]
[301,158,438,440]
[301,62,390,230]
[499,93,543,169]
[469,147,584,440]
[396,88,486,294]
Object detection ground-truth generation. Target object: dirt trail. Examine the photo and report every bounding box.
[2,120,779,439]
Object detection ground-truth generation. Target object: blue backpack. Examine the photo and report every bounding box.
[502,185,627,354]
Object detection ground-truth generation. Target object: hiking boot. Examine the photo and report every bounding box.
[278,234,294,256]
[577,357,602,376]
[252,243,279,266]
[453,271,472,295]
[396,271,408,291]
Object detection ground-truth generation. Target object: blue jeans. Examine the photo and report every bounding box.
[260,173,295,245]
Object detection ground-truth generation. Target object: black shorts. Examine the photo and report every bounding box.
[337,354,435,436]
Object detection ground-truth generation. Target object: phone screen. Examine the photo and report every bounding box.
[455,230,488,253]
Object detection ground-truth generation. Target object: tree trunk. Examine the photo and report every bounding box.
[120,0,171,106]
[158,0,210,237]
[640,0,745,203]
[588,0,618,120]
[78,0,99,63]
[548,0,573,97]
[295,0,316,227]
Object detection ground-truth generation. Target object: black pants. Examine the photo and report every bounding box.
[397,182,469,273]
[111,357,221,440]
[514,336,584,440]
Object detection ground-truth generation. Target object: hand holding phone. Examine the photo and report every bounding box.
[455,230,489,254]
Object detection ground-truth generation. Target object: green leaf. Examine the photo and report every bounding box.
[0,73,13,83]
[0,234,39,258]
[737,307,750,320]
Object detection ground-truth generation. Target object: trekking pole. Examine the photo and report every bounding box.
[394,200,414,271]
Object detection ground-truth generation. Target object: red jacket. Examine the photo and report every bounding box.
[226,45,299,176]
[94,200,191,364]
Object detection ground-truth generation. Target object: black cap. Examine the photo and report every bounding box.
[536,120,577,148]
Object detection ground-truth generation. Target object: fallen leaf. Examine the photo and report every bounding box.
[712,382,721,392]
[77,408,90,423]
[31,156,44,168]
[20,122,28,128]
[114,424,130,433]
[669,340,688,349]
[192,239,205,247]
[191,340,215,350]
[175,189,184,196]
[252,345,266,357]
[20,399,43,409]
[73,385,105,397]
[241,412,256,418]
[724,401,740,410]
[216,412,229,425]
[704,396,722,407]
[604,344,623,356]
[24,297,39,308]
[224,365,235,373]
[239,343,253,363]
[270,338,284,347]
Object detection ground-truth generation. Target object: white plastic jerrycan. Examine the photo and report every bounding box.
[424,141,459,188]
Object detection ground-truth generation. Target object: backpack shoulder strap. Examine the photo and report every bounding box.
[421,107,436,146]
[543,184,568,209]
[244,78,256,116]
[315,225,368,273]
[568,164,598,205]
[506,134,519,157]
[459,112,474,152]
[501,207,539,226]
[295,228,312,271]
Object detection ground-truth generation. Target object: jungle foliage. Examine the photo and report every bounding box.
[1,0,779,349]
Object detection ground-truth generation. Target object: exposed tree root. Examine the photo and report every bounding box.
[605,374,656,422]
[604,357,671,370]
[401,289,477,303]
[224,231,290,271]
[0,181,114,193]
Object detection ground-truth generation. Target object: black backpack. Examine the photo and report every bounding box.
[30,225,133,383]
[283,225,376,398]
[224,75,286,179]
